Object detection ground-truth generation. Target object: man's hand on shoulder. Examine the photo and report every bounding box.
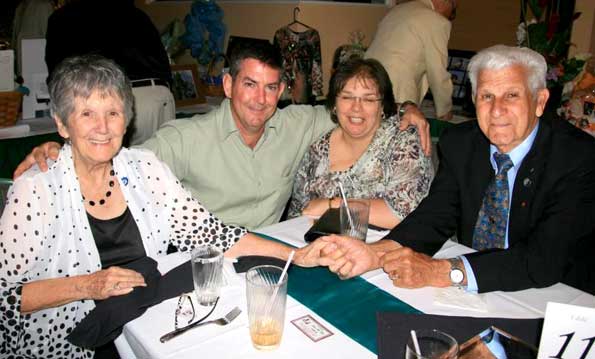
[400,104,431,156]
[13,141,62,179]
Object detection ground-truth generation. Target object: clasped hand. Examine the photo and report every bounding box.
[297,235,380,278]
[302,236,449,288]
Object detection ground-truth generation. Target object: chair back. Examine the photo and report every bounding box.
[0,178,13,218]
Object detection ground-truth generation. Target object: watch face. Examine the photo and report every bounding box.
[450,269,464,284]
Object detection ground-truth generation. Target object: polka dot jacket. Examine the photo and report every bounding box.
[0,144,246,358]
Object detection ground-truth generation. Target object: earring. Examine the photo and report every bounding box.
[381,112,386,120]
[332,107,337,115]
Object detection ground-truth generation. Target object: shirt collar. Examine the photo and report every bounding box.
[219,98,278,143]
[489,121,540,170]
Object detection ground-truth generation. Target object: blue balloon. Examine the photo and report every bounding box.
[181,0,226,65]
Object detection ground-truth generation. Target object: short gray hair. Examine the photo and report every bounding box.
[468,45,547,101]
[48,55,135,127]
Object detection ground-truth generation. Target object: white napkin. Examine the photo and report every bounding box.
[366,228,389,243]
[433,287,488,313]
[0,124,30,137]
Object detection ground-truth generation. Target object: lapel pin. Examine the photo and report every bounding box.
[523,178,532,187]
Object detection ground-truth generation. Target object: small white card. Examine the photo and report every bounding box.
[291,315,333,342]
[537,302,595,359]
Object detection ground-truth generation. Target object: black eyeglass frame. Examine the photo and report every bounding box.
[174,294,220,330]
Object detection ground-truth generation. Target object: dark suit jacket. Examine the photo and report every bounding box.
[385,118,595,294]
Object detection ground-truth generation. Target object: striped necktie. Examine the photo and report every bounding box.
[472,152,514,250]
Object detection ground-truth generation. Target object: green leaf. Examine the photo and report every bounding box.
[527,22,548,55]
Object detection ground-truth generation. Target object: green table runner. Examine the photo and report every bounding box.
[255,233,421,354]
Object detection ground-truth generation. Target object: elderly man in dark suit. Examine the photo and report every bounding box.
[322,45,595,294]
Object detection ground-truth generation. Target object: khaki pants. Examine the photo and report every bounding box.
[129,84,175,146]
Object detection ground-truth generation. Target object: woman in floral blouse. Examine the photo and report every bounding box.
[288,58,434,229]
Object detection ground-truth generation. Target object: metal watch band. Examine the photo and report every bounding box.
[447,258,465,287]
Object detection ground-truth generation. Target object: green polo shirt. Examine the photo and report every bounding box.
[141,99,334,229]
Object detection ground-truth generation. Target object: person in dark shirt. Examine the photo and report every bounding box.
[45,0,175,146]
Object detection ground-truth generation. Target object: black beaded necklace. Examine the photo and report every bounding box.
[83,169,115,206]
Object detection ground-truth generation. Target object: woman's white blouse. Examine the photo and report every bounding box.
[0,144,246,358]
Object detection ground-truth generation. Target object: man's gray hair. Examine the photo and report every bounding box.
[468,45,547,101]
[49,55,135,127]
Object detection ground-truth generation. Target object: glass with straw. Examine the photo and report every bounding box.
[245,251,293,350]
[338,182,369,242]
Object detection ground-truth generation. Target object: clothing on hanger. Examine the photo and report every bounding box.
[273,8,323,104]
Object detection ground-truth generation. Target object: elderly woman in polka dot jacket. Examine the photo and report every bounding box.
[0,55,330,358]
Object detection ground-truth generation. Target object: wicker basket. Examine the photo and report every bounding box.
[0,91,23,128]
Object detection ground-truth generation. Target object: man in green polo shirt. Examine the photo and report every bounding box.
[15,43,430,229]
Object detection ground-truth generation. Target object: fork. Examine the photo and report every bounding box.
[160,307,242,343]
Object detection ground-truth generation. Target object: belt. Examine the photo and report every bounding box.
[131,78,169,88]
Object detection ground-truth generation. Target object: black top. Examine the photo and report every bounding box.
[88,207,146,269]
[45,0,172,84]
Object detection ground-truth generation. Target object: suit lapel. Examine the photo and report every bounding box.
[508,120,551,244]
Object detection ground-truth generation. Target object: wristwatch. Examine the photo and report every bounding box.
[447,258,465,287]
[398,100,417,119]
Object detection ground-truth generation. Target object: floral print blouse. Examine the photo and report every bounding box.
[274,26,323,103]
[288,117,434,220]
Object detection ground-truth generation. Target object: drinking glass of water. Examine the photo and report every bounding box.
[340,198,370,241]
[191,246,223,306]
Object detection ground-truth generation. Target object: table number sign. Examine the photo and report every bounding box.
[537,302,595,359]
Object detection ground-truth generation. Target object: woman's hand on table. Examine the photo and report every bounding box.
[21,267,147,313]
[80,266,147,300]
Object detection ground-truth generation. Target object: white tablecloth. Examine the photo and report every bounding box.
[117,216,595,358]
